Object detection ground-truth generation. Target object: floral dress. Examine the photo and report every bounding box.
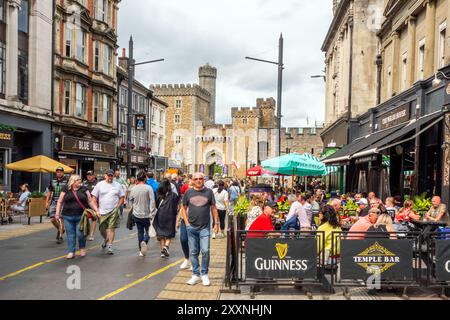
[245,206,263,230]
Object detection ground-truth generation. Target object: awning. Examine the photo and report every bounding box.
[352,111,444,159]
[322,124,405,165]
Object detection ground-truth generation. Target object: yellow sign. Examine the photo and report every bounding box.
[354,242,399,274]
[275,243,288,260]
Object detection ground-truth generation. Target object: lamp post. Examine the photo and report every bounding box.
[246,33,284,157]
[126,36,164,178]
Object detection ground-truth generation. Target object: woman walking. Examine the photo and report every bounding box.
[154,179,180,258]
[212,180,230,239]
[55,175,100,259]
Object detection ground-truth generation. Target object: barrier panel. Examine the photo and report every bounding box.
[426,231,450,296]
[232,230,327,294]
[330,231,421,296]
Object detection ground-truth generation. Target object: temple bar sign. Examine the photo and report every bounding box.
[380,103,410,130]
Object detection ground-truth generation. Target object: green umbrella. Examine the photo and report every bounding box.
[261,153,327,177]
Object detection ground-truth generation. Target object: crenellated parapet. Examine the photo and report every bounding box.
[231,107,260,118]
[150,83,211,102]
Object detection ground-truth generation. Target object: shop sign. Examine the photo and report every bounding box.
[61,136,116,158]
[135,115,146,131]
[131,154,146,164]
[355,155,378,164]
[435,240,450,281]
[245,238,317,279]
[0,129,13,148]
[340,240,413,281]
[380,104,410,130]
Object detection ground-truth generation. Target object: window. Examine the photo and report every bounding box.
[159,137,163,154]
[0,0,5,22]
[159,110,163,125]
[93,92,99,123]
[297,128,304,135]
[65,23,72,57]
[95,0,106,22]
[18,0,28,33]
[175,136,181,144]
[439,21,447,69]
[77,29,86,63]
[176,99,182,109]
[75,83,86,118]
[65,81,71,115]
[175,114,181,124]
[0,42,5,95]
[401,53,407,91]
[418,39,425,81]
[152,108,156,123]
[18,50,28,101]
[94,41,100,71]
[103,94,111,125]
[243,118,248,125]
[103,45,111,76]
[139,131,145,148]
[310,127,316,135]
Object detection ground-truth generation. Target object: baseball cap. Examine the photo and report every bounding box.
[86,170,94,176]
[264,201,278,209]
[357,198,368,206]
[55,167,64,172]
[104,169,114,176]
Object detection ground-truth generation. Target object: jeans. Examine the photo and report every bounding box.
[179,220,190,259]
[187,225,210,276]
[134,216,150,250]
[63,215,86,254]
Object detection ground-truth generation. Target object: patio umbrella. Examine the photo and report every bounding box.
[246,165,267,177]
[261,153,327,177]
[6,155,74,191]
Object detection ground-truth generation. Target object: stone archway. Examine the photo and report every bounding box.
[205,149,223,177]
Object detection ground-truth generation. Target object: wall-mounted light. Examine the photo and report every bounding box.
[432,71,450,87]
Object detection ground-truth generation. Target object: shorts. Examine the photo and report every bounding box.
[99,209,120,231]
[49,202,57,218]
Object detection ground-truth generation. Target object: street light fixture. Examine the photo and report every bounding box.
[432,71,450,87]
[126,35,164,178]
[311,75,326,82]
[246,33,284,157]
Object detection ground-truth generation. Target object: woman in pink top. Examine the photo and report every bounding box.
[395,200,420,223]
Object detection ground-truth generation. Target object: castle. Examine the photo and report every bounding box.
[150,64,280,178]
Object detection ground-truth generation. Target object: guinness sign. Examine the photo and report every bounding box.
[245,238,317,279]
[0,129,13,148]
[61,136,116,158]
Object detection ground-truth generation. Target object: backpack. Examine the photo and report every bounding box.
[229,186,240,201]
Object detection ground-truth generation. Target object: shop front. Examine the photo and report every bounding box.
[57,135,116,180]
[152,156,168,181]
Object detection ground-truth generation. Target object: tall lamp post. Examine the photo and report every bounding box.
[246,33,284,157]
[127,36,164,178]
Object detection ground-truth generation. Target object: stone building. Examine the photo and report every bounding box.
[151,65,281,178]
[53,0,120,179]
[281,123,325,158]
[0,0,53,192]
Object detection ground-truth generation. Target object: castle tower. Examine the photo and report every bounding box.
[199,64,217,124]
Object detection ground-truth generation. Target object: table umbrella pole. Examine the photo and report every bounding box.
[39,172,42,192]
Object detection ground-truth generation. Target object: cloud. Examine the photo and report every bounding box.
[118,0,332,127]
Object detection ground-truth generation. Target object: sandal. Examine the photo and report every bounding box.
[66,253,75,259]
[79,249,87,257]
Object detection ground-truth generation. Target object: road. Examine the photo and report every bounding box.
[0,218,184,300]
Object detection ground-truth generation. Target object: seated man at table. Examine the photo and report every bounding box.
[347,208,380,239]
[11,183,31,212]
[425,196,450,225]
[247,203,277,238]
[356,198,369,218]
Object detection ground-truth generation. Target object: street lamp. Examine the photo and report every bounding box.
[126,35,164,178]
[310,75,326,82]
[432,71,450,87]
[246,33,284,157]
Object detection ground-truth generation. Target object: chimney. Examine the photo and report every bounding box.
[118,48,129,70]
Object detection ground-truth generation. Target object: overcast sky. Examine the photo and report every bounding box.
[117,0,332,128]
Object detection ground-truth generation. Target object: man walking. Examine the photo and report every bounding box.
[181,172,219,286]
[91,169,125,255]
[45,167,68,244]
[128,171,156,257]
[83,171,98,241]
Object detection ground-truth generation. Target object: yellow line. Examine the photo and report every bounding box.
[98,259,184,300]
[0,233,137,281]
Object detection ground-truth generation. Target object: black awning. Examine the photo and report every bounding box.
[322,124,405,165]
[352,111,444,159]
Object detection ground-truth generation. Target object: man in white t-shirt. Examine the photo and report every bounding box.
[92,169,125,255]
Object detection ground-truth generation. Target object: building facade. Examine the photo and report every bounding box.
[0,0,53,192]
[53,0,119,180]
[281,123,325,158]
[150,96,168,179]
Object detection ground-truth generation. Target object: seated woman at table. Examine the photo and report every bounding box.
[245,195,265,230]
[11,184,31,212]
[425,196,450,225]
[366,214,397,239]
[394,200,420,223]
[317,207,342,264]
[384,197,398,221]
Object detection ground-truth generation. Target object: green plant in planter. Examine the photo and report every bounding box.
[277,200,290,213]
[412,192,432,213]
[234,196,249,218]
[28,191,45,199]
[342,199,358,217]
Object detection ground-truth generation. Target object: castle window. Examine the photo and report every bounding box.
[176,99,182,109]
[175,114,181,124]
[310,127,316,135]
[175,136,181,144]
[243,118,248,125]
[297,128,304,135]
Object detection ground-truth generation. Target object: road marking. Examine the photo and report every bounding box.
[0,233,137,281]
[97,258,184,300]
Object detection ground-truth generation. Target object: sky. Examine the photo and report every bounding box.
[117,0,332,128]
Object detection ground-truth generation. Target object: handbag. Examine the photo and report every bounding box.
[72,190,96,221]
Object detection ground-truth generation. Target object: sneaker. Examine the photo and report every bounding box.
[201,275,211,286]
[220,232,225,238]
[180,259,190,270]
[186,275,201,285]
[107,245,114,255]
[212,232,216,239]
[162,246,170,257]
[66,253,75,259]
[101,239,108,249]
[56,236,63,244]
[139,252,144,257]
[56,231,60,241]
[140,241,148,256]
[161,254,166,258]
[88,236,94,241]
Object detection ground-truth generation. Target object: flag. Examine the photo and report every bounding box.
[232,159,240,170]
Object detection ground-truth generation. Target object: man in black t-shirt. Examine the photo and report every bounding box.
[181,172,219,287]
[45,167,68,244]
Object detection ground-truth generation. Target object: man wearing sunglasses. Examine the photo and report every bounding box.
[91,169,125,255]
[181,172,219,286]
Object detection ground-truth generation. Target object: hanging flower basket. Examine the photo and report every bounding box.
[131,144,136,150]
[120,143,127,149]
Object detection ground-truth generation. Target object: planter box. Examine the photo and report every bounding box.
[28,197,47,218]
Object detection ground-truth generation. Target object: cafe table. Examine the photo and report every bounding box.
[410,220,447,268]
